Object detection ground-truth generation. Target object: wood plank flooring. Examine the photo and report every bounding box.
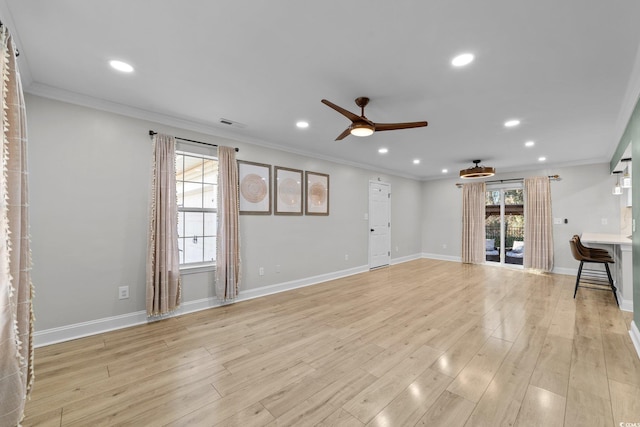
[22,259,640,426]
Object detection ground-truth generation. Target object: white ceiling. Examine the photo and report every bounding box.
[3,1,640,180]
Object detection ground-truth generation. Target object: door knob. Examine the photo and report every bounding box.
[370,229,375,232]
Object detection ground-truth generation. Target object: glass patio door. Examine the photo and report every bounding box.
[485,186,524,265]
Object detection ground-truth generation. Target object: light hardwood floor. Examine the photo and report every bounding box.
[23,259,640,426]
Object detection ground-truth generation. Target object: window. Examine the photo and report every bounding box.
[176,151,217,266]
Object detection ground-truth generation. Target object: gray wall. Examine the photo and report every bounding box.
[26,94,423,331]
[27,93,621,334]
[421,163,621,271]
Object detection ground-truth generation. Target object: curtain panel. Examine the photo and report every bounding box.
[0,26,34,426]
[461,182,486,264]
[215,146,240,301]
[146,134,182,316]
[524,176,554,272]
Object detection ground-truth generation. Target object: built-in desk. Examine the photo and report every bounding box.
[581,232,632,312]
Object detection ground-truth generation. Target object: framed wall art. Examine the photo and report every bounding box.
[274,166,303,215]
[305,171,329,216]
[238,160,271,214]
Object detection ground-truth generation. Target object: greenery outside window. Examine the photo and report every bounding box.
[176,151,218,267]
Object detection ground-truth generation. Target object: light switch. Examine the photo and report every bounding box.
[554,218,562,225]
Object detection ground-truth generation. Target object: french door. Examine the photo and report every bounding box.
[485,186,524,265]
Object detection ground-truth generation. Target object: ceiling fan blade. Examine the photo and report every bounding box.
[373,121,428,132]
[321,99,361,122]
[335,127,352,141]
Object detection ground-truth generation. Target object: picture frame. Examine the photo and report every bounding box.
[238,160,271,215]
[274,166,303,215]
[305,171,329,216]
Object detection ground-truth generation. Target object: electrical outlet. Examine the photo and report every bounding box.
[601,218,608,225]
[276,264,281,273]
[345,254,349,261]
[395,246,399,252]
[118,286,129,300]
[259,267,264,276]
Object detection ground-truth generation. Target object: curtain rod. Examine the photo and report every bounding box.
[148,130,239,152]
[455,174,560,188]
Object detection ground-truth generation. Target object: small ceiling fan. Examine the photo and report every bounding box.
[321,97,428,141]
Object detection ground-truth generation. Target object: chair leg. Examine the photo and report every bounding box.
[604,263,618,306]
[574,261,584,298]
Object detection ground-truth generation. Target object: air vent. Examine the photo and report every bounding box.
[219,118,247,129]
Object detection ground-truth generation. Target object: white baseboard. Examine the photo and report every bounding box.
[390,253,422,265]
[630,321,640,360]
[34,264,369,347]
[551,266,578,276]
[236,265,369,302]
[617,290,634,312]
[421,253,461,262]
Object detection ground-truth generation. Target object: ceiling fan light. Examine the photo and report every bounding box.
[350,123,374,137]
[459,160,496,179]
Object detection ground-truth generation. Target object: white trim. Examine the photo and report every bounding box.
[33,311,149,347]
[618,293,634,313]
[179,264,215,275]
[630,321,640,360]
[391,253,422,265]
[421,252,462,263]
[551,266,578,276]
[238,265,368,301]
[24,83,420,181]
[33,264,369,347]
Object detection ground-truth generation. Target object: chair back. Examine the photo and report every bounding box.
[569,238,584,261]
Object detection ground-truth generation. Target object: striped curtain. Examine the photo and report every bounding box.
[215,147,240,301]
[146,134,182,316]
[0,25,34,426]
[461,182,486,264]
[524,176,554,271]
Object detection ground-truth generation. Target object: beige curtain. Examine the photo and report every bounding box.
[0,26,34,426]
[524,176,554,271]
[461,182,486,264]
[215,147,240,301]
[146,134,181,316]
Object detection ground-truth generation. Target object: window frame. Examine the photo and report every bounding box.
[176,149,218,272]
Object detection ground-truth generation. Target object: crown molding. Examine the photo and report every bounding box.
[24,82,420,181]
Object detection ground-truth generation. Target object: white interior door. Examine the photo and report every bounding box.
[369,181,390,269]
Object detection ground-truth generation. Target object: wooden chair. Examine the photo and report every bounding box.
[569,237,618,306]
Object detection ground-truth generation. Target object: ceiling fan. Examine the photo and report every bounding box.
[321,97,428,141]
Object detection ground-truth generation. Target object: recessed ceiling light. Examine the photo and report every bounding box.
[504,119,520,128]
[442,169,448,173]
[538,156,546,162]
[413,159,420,165]
[452,53,474,67]
[296,121,309,129]
[378,148,388,154]
[109,60,134,73]
[525,140,535,147]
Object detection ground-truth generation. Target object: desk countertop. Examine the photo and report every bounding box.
[581,232,632,245]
